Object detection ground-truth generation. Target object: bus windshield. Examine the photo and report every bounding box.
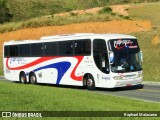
[108,39,142,73]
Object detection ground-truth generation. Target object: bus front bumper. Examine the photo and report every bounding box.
[113,78,142,88]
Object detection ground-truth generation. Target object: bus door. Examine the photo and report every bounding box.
[93,39,110,87]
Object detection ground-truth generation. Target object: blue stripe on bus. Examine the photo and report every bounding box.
[33,61,71,84]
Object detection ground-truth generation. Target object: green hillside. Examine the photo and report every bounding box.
[129,2,160,26]
[1,0,160,23]
[132,30,160,81]
[129,2,160,81]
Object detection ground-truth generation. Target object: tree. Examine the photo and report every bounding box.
[0,0,12,24]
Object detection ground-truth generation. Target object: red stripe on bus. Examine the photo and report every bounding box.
[6,56,84,81]
[70,56,84,81]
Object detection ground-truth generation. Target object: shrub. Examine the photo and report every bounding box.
[98,7,112,14]
[69,12,79,16]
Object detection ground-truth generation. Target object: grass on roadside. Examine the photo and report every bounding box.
[0,81,160,111]
[0,58,3,75]
[0,81,160,120]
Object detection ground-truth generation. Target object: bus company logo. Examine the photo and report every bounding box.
[114,39,137,50]
[9,58,26,64]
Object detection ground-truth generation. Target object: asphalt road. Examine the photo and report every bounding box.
[0,76,159,102]
[0,76,5,80]
[94,84,160,103]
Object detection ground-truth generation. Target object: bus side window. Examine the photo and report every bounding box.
[66,41,74,55]
[43,42,58,56]
[84,40,91,55]
[58,41,66,56]
[93,39,109,74]
[19,44,31,57]
[31,43,43,57]
[4,46,9,57]
[74,39,91,56]
[74,40,84,55]
[7,45,19,57]
[58,41,74,56]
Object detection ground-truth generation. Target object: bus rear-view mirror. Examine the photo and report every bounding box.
[139,51,143,62]
[109,52,114,64]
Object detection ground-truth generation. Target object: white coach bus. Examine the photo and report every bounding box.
[3,33,143,90]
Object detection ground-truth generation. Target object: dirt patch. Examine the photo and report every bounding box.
[0,20,151,41]
[55,7,102,17]
[111,5,131,16]
[50,5,131,17]
[152,35,160,45]
[0,20,151,55]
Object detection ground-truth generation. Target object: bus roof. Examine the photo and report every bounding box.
[40,33,136,40]
[4,33,136,45]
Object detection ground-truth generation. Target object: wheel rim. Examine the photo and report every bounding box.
[87,78,93,87]
[31,76,36,84]
[21,76,26,83]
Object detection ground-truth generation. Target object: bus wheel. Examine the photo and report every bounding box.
[19,72,27,84]
[29,72,37,84]
[86,74,95,90]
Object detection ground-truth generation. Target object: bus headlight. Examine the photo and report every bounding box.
[113,76,123,80]
[137,74,143,78]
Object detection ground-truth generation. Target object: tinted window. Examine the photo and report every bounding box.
[74,40,83,55]
[66,41,73,55]
[74,39,91,55]
[93,39,107,55]
[4,46,9,57]
[9,45,19,57]
[58,41,66,55]
[31,43,43,56]
[4,39,91,57]
[58,41,74,56]
[93,39,109,74]
[43,42,57,56]
[84,40,91,55]
[50,42,58,56]
[19,44,31,57]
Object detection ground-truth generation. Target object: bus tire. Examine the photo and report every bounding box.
[86,74,95,90]
[19,72,27,84]
[29,72,37,84]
